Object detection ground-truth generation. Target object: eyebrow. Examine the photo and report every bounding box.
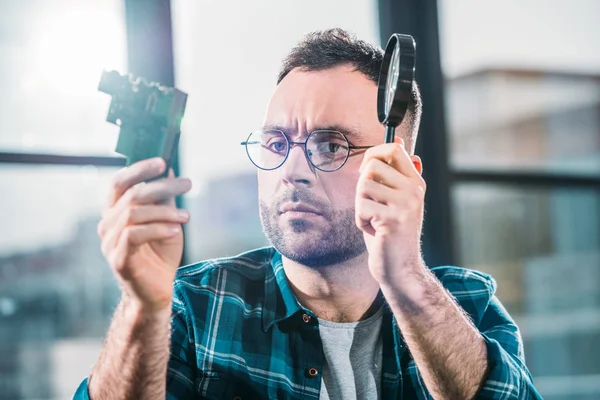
[261,124,366,141]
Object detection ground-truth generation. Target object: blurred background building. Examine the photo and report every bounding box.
[0,0,599,398]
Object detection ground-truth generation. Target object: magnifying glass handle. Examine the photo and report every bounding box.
[384,125,395,143]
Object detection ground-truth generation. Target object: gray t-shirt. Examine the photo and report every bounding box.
[318,306,384,400]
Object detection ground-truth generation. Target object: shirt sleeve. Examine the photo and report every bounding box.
[70,290,196,400]
[475,295,543,399]
[166,288,198,399]
[72,377,91,399]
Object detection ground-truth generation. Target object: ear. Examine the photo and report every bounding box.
[410,155,423,175]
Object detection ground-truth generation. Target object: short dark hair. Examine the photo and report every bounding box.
[277,28,422,153]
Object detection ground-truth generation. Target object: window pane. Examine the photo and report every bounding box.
[446,72,600,176]
[439,0,600,176]
[0,165,121,399]
[453,184,600,399]
[171,0,380,261]
[184,171,269,261]
[0,0,127,155]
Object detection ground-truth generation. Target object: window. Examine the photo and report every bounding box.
[439,1,600,398]
[0,0,126,156]
[0,1,127,398]
[0,165,122,399]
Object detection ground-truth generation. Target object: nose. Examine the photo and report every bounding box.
[279,144,316,188]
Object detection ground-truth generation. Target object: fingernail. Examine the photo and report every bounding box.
[177,210,189,220]
[170,226,181,234]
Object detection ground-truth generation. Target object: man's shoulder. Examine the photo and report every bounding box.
[171,247,276,340]
[174,246,276,290]
[430,265,497,295]
[429,266,498,321]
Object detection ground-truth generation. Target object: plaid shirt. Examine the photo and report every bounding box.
[74,246,542,399]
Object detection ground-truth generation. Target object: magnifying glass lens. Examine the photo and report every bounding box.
[385,46,401,113]
[377,33,415,132]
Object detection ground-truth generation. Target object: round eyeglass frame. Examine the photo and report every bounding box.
[240,129,374,172]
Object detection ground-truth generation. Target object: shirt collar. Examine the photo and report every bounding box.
[260,246,406,365]
[262,249,304,332]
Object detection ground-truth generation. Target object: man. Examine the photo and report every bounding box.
[74,29,541,399]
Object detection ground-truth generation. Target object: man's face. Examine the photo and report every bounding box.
[258,65,407,268]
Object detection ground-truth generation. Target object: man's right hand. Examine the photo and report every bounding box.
[97,157,192,313]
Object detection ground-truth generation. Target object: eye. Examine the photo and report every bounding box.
[261,134,288,155]
[327,142,344,153]
[267,141,287,153]
[314,140,347,156]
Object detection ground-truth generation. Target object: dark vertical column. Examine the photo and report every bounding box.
[123,0,188,264]
[378,0,455,266]
[124,0,175,86]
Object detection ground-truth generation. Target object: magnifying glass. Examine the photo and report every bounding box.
[377,33,416,143]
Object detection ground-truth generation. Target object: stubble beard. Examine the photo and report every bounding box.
[259,190,367,268]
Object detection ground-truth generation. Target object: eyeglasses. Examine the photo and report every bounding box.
[241,129,375,172]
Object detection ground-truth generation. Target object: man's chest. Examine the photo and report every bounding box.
[192,320,324,400]
[188,317,426,400]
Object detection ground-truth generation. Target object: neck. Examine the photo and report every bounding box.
[281,252,382,323]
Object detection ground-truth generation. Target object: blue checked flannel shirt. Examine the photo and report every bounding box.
[74,246,542,399]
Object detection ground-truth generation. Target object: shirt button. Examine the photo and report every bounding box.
[302,313,312,323]
[306,367,319,378]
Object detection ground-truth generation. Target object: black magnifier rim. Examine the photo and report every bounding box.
[377,34,416,127]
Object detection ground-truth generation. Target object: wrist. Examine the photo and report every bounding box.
[378,258,428,293]
[379,265,438,318]
[121,294,172,323]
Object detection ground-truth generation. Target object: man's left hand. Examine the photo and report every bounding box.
[355,140,427,285]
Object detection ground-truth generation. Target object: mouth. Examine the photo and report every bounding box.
[279,202,323,217]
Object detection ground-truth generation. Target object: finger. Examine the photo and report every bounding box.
[100,204,190,252]
[356,174,399,205]
[360,141,421,181]
[360,158,410,190]
[120,176,192,207]
[105,157,166,211]
[101,175,191,233]
[355,197,390,236]
[164,168,177,207]
[110,223,181,274]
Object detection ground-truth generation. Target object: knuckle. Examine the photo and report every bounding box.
[363,159,376,175]
[366,169,378,181]
[123,206,137,225]
[411,186,423,200]
[109,252,125,273]
[356,176,367,192]
[121,226,134,244]
[125,185,141,204]
[110,173,126,193]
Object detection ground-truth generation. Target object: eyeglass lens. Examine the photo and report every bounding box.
[245,130,349,171]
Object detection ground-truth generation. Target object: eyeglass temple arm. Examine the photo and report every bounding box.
[349,145,375,149]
